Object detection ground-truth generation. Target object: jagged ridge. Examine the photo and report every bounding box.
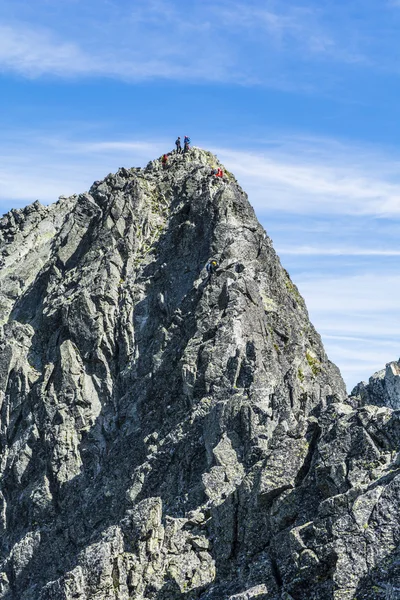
[0,148,399,600]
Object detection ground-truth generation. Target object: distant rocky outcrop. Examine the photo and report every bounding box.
[352,360,400,410]
[0,148,399,599]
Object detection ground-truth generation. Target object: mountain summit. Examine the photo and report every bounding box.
[0,149,399,599]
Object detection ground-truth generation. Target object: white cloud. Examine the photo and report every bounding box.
[215,142,400,217]
[215,2,347,60]
[0,134,164,209]
[1,0,400,89]
[296,272,400,390]
[0,21,224,81]
[0,0,371,84]
[279,246,400,256]
[298,273,400,313]
[0,25,93,77]
[0,8,244,83]
[60,140,160,155]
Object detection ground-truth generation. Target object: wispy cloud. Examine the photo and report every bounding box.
[0,133,164,210]
[215,141,400,217]
[0,18,245,83]
[298,273,400,313]
[215,1,362,63]
[296,272,400,390]
[0,0,375,84]
[0,25,93,77]
[279,246,400,256]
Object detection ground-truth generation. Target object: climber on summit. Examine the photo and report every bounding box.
[162,154,168,168]
[210,167,224,185]
[175,137,182,153]
[184,136,191,152]
[206,259,218,281]
[210,166,223,176]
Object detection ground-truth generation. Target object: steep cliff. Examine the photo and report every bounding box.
[0,148,399,600]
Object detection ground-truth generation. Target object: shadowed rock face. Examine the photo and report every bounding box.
[0,148,398,600]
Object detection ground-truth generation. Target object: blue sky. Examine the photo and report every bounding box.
[1,0,400,391]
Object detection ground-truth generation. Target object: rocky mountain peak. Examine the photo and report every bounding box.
[0,148,399,599]
[352,359,400,410]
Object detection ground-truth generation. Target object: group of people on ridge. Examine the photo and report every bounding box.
[161,135,191,168]
[175,136,191,153]
[162,137,224,183]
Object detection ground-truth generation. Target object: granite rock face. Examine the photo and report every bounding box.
[0,148,399,599]
[352,360,400,410]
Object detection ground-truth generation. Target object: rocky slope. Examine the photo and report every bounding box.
[0,148,399,600]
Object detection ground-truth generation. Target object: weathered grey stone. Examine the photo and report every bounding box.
[0,147,398,599]
[352,359,400,409]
